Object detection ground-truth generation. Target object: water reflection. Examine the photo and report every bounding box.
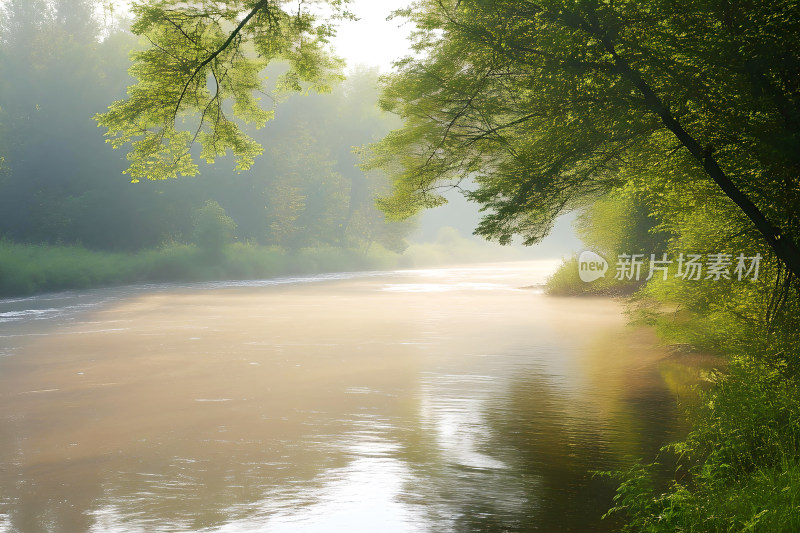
[0,262,713,532]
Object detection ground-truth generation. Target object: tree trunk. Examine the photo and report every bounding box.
[590,28,800,279]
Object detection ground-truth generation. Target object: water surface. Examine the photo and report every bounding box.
[0,261,697,532]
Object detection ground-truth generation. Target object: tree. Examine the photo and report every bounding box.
[95,0,352,182]
[188,66,410,251]
[193,199,237,255]
[362,0,800,278]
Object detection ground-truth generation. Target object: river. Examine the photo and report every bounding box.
[0,261,699,532]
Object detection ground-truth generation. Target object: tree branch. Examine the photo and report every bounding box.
[588,21,800,278]
[173,0,271,121]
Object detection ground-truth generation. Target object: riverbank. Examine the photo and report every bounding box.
[0,241,401,298]
[0,236,548,298]
[544,255,641,296]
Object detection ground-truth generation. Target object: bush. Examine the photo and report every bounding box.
[192,200,237,257]
[546,255,643,296]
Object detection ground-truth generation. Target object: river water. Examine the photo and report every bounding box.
[0,261,697,532]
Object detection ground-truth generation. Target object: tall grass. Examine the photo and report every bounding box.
[0,242,137,295]
[545,255,643,296]
[0,241,400,297]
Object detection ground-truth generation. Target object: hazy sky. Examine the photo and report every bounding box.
[101,0,416,72]
[329,0,416,72]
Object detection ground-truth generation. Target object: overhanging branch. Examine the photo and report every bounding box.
[172,0,272,121]
[578,11,800,278]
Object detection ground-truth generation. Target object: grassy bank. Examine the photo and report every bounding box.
[0,232,564,298]
[603,356,800,532]
[545,255,642,296]
[0,241,399,297]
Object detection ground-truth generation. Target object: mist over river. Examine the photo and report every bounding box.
[0,261,701,532]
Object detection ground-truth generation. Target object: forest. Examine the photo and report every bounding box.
[0,0,413,296]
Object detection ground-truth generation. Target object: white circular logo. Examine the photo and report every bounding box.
[578,251,608,282]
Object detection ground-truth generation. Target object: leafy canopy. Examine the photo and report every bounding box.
[95,0,352,182]
[364,0,800,265]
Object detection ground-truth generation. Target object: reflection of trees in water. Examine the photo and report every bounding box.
[394,371,537,532]
[395,359,683,532]
[1,365,682,532]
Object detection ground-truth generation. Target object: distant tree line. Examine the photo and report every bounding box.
[0,0,411,253]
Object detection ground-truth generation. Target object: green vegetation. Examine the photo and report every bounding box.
[602,361,800,532]
[547,189,668,296]
[0,240,398,297]
[0,0,414,297]
[545,255,633,296]
[95,0,349,181]
[192,200,238,257]
[363,0,799,277]
[544,182,800,530]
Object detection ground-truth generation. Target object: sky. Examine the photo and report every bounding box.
[329,0,417,73]
[101,0,417,73]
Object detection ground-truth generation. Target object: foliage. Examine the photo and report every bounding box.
[364,0,800,275]
[576,113,800,531]
[95,0,351,181]
[192,200,237,255]
[546,255,635,296]
[546,186,668,295]
[0,240,400,297]
[0,2,410,256]
[602,357,800,533]
[575,186,669,261]
[554,113,800,531]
